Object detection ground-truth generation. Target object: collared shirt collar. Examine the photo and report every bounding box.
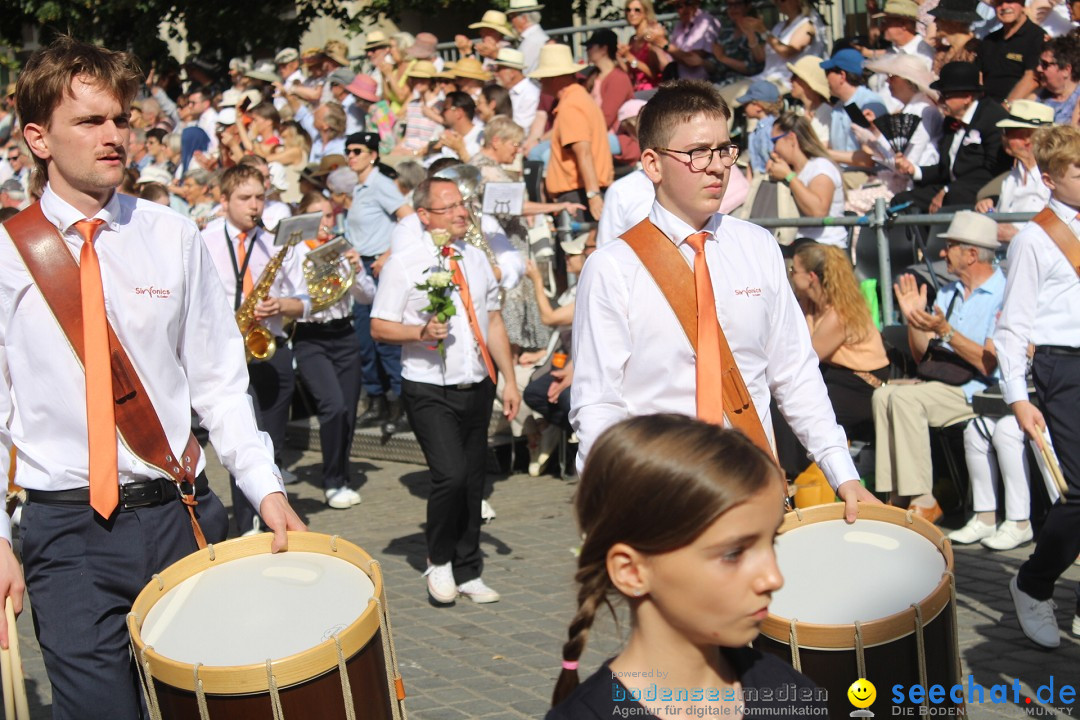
[357,165,383,190]
[40,183,122,236]
[648,199,725,248]
[961,100,978,127]
[1049,196,1080,227]
[224,219,261,244]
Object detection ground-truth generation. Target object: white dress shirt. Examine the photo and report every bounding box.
[371,234,500,385]
[994,197,1080,405]
[517,25,550,76]
[509,77,541,132]
[198,107,220,151]
[998,161,1051,234]
[299,242,376,323]
[571,200,858,483]
[911,100,978,184]
[0,186,284,542]
[201,217,310,338]
[389,212,522,290]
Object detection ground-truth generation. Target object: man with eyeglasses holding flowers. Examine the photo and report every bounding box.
[571,80,876,523]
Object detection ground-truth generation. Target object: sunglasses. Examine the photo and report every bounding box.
[346,147,371,156]
[770,131,792,143]
[625,6,643,12]
[6,155,19,162]
[1037,59,1059,69]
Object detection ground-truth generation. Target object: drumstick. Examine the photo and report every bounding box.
[1,618,14,720]
[1039,430,1068,497]
[3,598,28,720]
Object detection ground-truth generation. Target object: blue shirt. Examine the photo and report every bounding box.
[345,167,406,257]
[748,115,775,174]
[829,86,886,153]
[933,268,1006,401]
[1041,83,1080,126]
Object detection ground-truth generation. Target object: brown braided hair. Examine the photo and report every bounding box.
[551,414,783,707]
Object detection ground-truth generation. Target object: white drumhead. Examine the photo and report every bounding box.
[770,519,945,625]
[140,552,375,666]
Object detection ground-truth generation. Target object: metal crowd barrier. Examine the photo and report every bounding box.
[553,199,1037,325]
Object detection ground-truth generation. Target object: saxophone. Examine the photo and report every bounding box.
[236,227,303,362]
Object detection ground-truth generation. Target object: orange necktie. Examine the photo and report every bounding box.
[75,218,118,519]
[235,231,254,298]
[450,258,496,383]
[684,232,725,425]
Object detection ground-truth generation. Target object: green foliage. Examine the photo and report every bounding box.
[0,0,352,72]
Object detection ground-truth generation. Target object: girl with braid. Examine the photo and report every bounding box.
[548,414,824,719]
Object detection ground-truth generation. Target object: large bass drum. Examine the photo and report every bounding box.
[754,504,963,719]
[127,532,407,719]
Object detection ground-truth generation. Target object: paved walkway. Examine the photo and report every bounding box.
[7,445,1079,718]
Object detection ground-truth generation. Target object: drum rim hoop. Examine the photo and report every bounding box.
[127,532,384,694]
[759,503,956,650]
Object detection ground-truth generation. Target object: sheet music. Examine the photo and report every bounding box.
[482,182,525,216]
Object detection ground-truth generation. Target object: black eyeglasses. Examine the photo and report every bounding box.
[1037,59,1059,69]
[346,147,370,156]
[656,144,740,170]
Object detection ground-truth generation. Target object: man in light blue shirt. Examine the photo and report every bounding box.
[822,49,888,153]
[871,211,1006,522]
[344,132,415,430]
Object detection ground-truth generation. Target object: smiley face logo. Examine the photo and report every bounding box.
[848,678,876,709]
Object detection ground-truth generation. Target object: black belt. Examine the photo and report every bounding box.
[1034,345,1080,357]
[295,317,354,337]
[360,255,379,262]
[27,473,209,510]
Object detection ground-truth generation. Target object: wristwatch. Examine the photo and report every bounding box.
[939,327,955,344]
[586,190,601,199]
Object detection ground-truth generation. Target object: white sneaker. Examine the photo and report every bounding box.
[457,577,500,604]
[424,562,457,604]
[1009,575,1060,648]
[1072,614,1080,638]
[981,520,1033,551]
[325,487,361,509]
[947,516,996,545]
[481,499,496,523]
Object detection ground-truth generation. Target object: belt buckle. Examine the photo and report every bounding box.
[454,382,474,390]
[120,479,166,509]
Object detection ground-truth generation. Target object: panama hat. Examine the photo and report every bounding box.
[245,62,281,84]
[873,0,920,18]
[866,53,939,100]
[787,55,830,99]
[494,48,526,70]
[406,60,438,79]
[528,44,582,79]
[469,10,516,37]
[507,0,545,14]
[274,48,299,65]
[937,210,1000,250]
[996,99,1055,129]
[363,30,392,50]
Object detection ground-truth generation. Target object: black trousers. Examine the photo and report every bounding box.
[231,342,293,531]
[294,321,363,491]
[401,377,495,584]
[1017,352,1080,606]
[523,372,572,431]
[22,487,228,720]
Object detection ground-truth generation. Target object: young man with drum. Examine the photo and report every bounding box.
[995,124,1080,649]
[0,37,305,719]
[570,80,876,522]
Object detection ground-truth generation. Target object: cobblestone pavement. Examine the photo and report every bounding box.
[7,444,1079,719]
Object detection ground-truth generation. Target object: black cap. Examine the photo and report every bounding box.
[345,132,380,153]
[930,61,982,94]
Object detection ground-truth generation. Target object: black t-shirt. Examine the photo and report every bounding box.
[978,19,1047,101]
[546,647,827,719]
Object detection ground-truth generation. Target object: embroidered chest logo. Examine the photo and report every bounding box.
[734,286,762,297]
[134,286,172,299]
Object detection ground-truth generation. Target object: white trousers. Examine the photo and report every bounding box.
[963,415,1031,521]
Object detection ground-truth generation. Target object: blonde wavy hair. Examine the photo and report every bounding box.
[794,242,874,343]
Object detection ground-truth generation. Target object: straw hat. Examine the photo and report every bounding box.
[996,99,1055,129]
[274,48,299,65]
[301,47,323,64]
[866,53,940,100]
[363,30,391,50]
[453,57,492,81]
[787,55,830,100]
[434,64,457,81]
[406,60,438,79]
[135,166,174,186]
[528,44,582,79]
[873,0,920,19]
[469,10,516,37]
[936,210,1000,250]
[507,0,545,14]
[323,40,349,67]
[495,48,526,70]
